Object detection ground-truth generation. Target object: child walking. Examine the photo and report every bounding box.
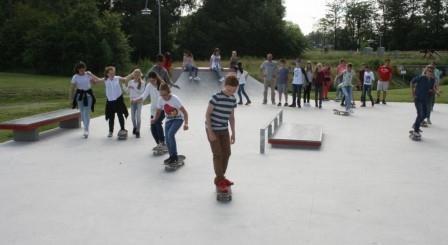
[152,83,189,164]
[277,59,289,106]
[133,72,167,151]
[336,63,355,113]
[236,62,251,105]
[124,69,146,138]
[70,61,97,138]
[205,76,238,192]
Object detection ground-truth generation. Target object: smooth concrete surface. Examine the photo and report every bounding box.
[1,71,448,245]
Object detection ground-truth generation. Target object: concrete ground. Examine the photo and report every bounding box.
[1,70,448,245]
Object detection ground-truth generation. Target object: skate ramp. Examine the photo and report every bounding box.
[268,123,323,148]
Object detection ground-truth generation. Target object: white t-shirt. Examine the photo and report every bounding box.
[292,67,304,85]
[126,79,146,100]
[157,94,184,121]
[71,74,92,90]
[237,70,248,85]
[105,76,123,101]
[363,71,375,86]
[210,54,221,69]
[137,83,160,116]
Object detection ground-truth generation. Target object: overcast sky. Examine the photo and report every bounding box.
[284,0,327,35]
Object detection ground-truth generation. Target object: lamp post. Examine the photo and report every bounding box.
[142,0,162,55]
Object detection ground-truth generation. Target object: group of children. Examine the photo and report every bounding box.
[70,58,238,193]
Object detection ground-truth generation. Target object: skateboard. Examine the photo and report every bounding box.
[164,155,186,172]
[409,130,422,141]
[153,145,168,156]
[333,109,350,116]
[117,129,128,140]
[217,186,232,202]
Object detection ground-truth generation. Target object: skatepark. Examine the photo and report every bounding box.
[1,70,448,245]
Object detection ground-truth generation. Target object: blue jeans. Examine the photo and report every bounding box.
[212,67,223,80]
[131,102,142,132]
[342,86,353,111]
[361,84,373,104]
[77,94,92,131]
[238,84,250,103]
[165,119,183,159]
[151,112,165,144]
[414,99,428,131]
[185,64,198,77]
[292,84,303,106]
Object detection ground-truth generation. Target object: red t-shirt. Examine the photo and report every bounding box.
[377,65,392,81]
[163,59,172,71]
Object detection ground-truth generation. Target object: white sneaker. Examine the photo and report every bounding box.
[83,130,89,139]
[219,77,225,82]
[194,76,201,81]
[152,144,162,151]
[189,76,193,80]
[107,132,113,138]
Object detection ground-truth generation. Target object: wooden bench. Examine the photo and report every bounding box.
[0,109,80,142]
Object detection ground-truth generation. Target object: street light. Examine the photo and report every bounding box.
[142,0,162,55]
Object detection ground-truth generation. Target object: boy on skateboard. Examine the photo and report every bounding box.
[410,65,436,139]
[205,76,238,196]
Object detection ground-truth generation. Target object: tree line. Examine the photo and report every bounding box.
[0,0,307,75]
[307,0,448,51]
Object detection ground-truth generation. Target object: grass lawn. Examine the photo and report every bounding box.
[1,50,447,142]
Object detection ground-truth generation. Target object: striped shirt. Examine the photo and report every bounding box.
[209,91,237,131]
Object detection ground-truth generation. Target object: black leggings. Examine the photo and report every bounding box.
[109,112,125,132]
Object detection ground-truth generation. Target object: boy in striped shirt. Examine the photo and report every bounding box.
[205,76,238,191]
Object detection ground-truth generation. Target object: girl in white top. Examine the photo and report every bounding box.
[182,50,200,81]
[70,61,96,138]
[90,66,133,137]
[210,48,224,82]
[133,71,167,150]
[361,65,375,107]
[152,83,189,164]
[123,69,146,138]
[236,62,251,105]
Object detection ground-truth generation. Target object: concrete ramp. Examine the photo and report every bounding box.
[172,67,264,104]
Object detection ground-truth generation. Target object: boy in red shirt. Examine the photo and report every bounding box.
[376,59,393,104]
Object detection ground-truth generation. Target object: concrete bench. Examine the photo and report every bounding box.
[0,109,80,142]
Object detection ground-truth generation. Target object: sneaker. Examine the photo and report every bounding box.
[349,109,354,113]
[361,104,366,107]
[132,128,136,135]
[277,103,281,106]
[164,157,172,165]
[245,101,251,105]
[223,178,234,186]
[298,104,302,108]
[284,103,288,106]
[289,104,296,108]
[376,98,380,104]
[427,119,432,125]
[136,132,140,138]
[382,100,386,105]
[421,121,428,128]
[219,77,225,82]
[216,180,230,193]
[153,144,162,151]
[413,131,421,137]
[193,76,201,81]
[160,143,168,151]
[371,100,375,107]
[107,132,113,138]
[262,101,267,105]
[272,101,276,105]
[189,76,193,80]
[238,101,243,105]
[83,130,89,139]
[319,105,322,109]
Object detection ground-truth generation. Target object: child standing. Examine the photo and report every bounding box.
[70,61,97,138]
[290,60,309,108]
[277,59,289,106]
[376,59,393,104]
[229,50,239,69]
[90,66,133,137]
[210,48,225,82]
[205,76,238,192]
[125,69,146,138]
[336,63,354,113]
[152,83,189,164]
[323,64,332,100]
[236,62,251,105]
[133,72,167,151]
[361,65,375,107]
[304,61,313,105]
[313,63,325,108]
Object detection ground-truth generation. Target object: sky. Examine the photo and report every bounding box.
[284,0,328,35]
